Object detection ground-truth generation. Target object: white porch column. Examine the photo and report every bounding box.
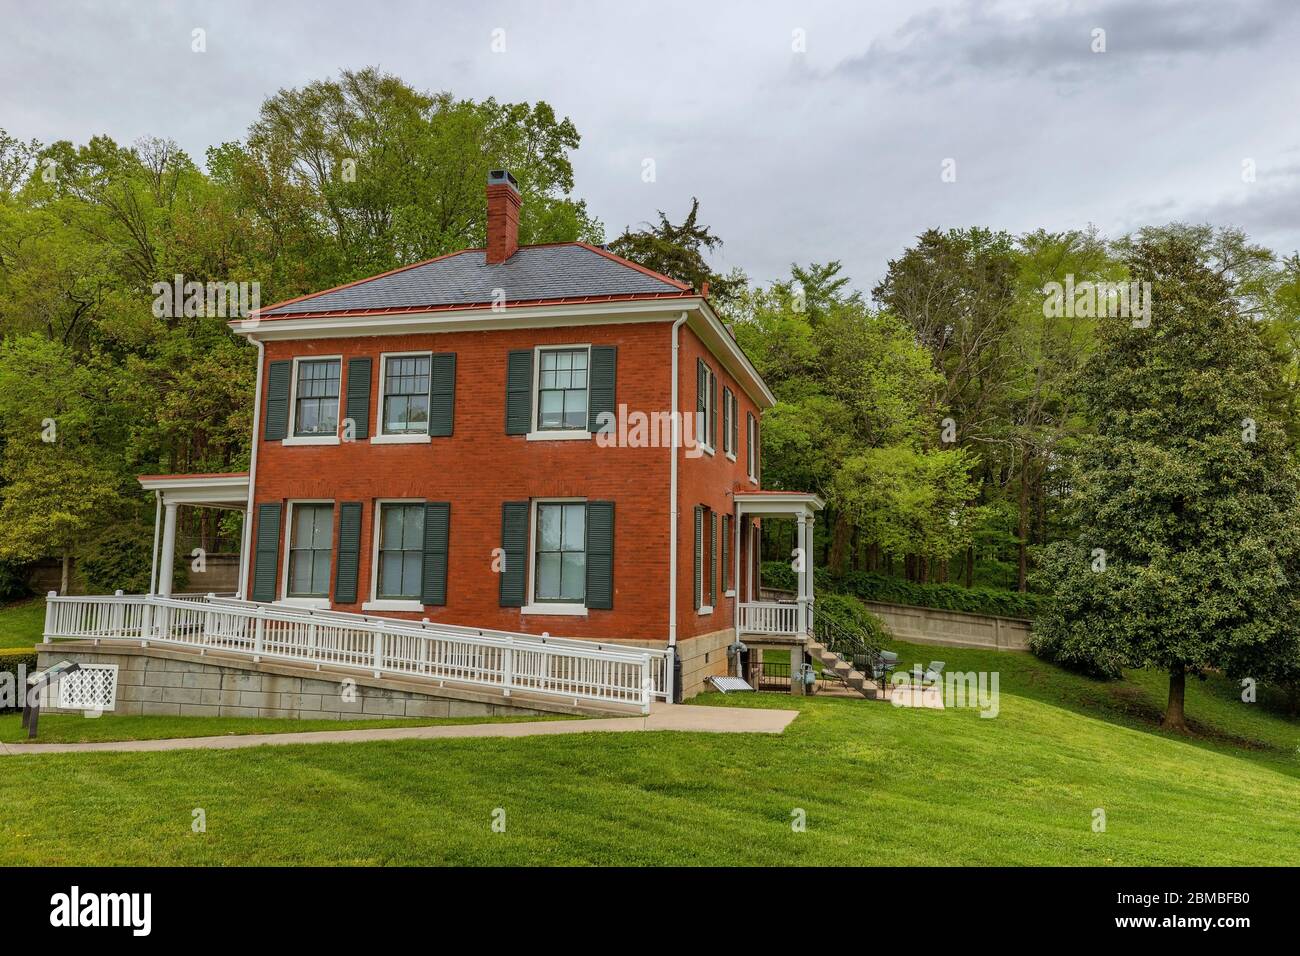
[795,515,806,634]
[158,501,179,598]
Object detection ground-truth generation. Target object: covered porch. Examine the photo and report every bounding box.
[137,473,250,598]
[733,491,824,640]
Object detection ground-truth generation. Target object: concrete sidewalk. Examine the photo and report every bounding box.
[0,703,799,755]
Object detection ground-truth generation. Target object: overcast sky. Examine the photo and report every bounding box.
[3,0,1298,290]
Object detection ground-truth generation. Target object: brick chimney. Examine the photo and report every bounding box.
[485,169,521,264]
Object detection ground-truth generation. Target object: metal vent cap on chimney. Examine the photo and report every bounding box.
[487,169,519,192]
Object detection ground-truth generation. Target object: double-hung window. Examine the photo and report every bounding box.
[534,502,586,603]
[747,412,758,482]
[377,503,424,600]
[537,348,589,431]
[697,360,716,452]
[722,386,736,458]
[293,359,341,437]
[382,354,431,435]
[287,503,333,599]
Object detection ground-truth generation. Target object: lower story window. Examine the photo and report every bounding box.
[288,504,333,598]
[378,503,424,599]
[535,502,585,602]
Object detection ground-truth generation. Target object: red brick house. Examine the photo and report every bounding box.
[133,171,823,698]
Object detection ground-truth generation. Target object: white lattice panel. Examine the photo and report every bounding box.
[57,664,118,711]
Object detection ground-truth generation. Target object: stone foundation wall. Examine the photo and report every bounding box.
[35,645,559,720]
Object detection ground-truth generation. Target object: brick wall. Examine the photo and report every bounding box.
[246,317,765,692]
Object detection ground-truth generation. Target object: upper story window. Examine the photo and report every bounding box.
[293,359,341,437]
[382,354,431,435]
[537,348,589,431]
[722,386,736,459]
[697,360,716,453]
[534,501,586,603]
[287,503,333,599]
[747,412,758,483]
[377,503,425,600]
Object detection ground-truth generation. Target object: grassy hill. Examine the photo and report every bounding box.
[0,632,1296,865]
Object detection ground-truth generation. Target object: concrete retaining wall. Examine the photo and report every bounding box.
[862,601,1031,651]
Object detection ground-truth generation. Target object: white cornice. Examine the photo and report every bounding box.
[232,297,777,410]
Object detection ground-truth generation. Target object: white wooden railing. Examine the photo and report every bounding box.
[738,600,812,636]
[43,593,664,713]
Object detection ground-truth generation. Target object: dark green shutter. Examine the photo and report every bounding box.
[500,501,529,606]
[505,350,533,435]
[334,502,362,603]
[709,511,718,606]
[711,373,718,450]
[428,353,456,437]
[722,514,731,593]
[421,502,450,605]
[251,503,282,602]
[263,361,291,440]
[747,412,755,476]
[345,358,372,440]
[730,393,739,455]
[587,346,617,434]
[585,501,614,609]
[693,505,702,610]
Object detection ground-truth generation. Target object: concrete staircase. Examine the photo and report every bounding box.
[805,639,882,700]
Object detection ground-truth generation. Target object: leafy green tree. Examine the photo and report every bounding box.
[1033,227,1300,730]
[608,198,745,308]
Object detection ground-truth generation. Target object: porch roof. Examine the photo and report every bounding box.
[137,472,250,509]
[733,490,825,517]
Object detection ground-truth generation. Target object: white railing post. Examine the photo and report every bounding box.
[641,653,652,714]
[43,591,56,643]
[253,608,265,662]
[372,632,383,678]
[140,600,153,647]
[503,637,513,697]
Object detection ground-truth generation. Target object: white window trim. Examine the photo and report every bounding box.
[364,498,426,611]
[372,350,435,443]
[521,496,589,617]
[285,355,343,445]
[281,499,334,608]
[747,413,758,484]
[698,361,715,456]
[527,344,593,442]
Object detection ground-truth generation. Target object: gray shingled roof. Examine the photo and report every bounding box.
[260,244,688,317]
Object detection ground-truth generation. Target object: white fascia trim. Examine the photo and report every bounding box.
[362,599,424,612]
[521,603,589,617]
[370,433,431,445]
[526,430,590,442]
[236,297,775,409]
[284,435,340,446]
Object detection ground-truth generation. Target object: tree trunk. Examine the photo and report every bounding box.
[827,512,852,574]
[1162,664,1188,731]
[1017,464,1029,593]
[60,547,70,595]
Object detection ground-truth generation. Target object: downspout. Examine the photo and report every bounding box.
[668,311,689,655]
[237,336,266,600]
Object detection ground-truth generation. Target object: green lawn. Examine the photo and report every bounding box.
[0,636,1296,865]
[0,712,564,745]
[0,597,44,649]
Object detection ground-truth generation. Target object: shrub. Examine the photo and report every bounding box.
[0,647,38,714]
[832,570,1045,619]
[815,592,888,644]
[79,523,187,595]
[0,561,31,602]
